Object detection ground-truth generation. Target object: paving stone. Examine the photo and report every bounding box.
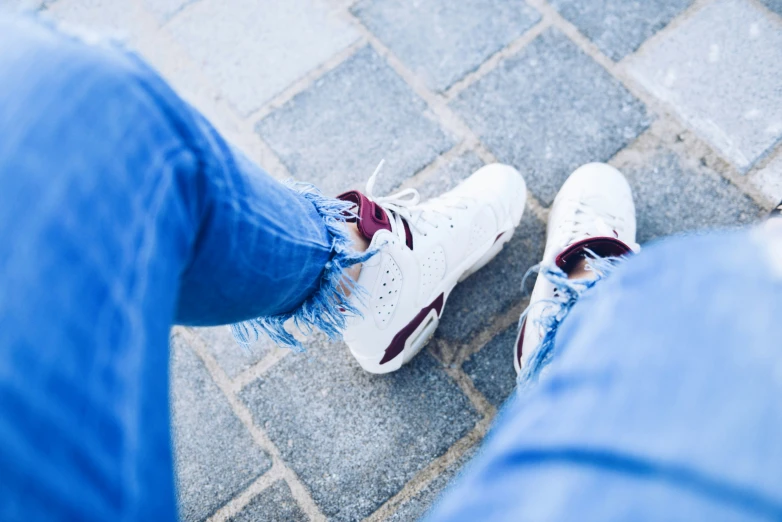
[171,335,273,522]
[437,212,545,344]
[619,148,763,244]
[141,0,195,22]
[415,151,485,201]
[352,0,540,92]
[228,480,307,522]
[451,28,651,206]
[759,0,782,17]
[462,325,518,408]
[627,0,782,172]
[749,154,782,206]
[257,46,455,197]
[387,446,479,522]
[167,0,360,116]
[239,337,480,521]
[191,325,278,379]
[549,0,692,61]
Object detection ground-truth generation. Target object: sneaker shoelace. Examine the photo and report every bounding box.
[365,160,467,243]
[555,197,640,252]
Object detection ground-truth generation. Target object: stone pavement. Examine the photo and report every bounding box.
[4,0,781,519]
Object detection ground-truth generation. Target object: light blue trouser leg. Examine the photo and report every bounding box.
[0,16,362,521]
[428,228,782,521]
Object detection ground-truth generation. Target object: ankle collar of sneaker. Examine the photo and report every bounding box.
[556,236,633,274]
[337,190,392,241]
[337,190,414,248]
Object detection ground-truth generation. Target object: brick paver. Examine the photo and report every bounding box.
[352,0,541,91]
[451,28,651,205]
[256,46,455,197]
[9,0,780,519]
[627,0,782,172]
[549,0,693,60]
[239,336,480,520]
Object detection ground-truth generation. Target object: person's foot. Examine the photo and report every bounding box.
[340,163,526,374]
[514,163,639,375]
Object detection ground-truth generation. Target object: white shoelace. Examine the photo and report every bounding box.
[555,197,640,252]
[365,160,466,243]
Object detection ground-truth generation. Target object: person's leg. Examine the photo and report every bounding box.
[0,16,369,521]
[427,200,782,518]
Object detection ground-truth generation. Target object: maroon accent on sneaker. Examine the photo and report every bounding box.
[555,236,633,274]
[379,293,444,365]
[337,190,414,248]
[337,190,392,241]
[402,219,414,250]
[516,318,527,368]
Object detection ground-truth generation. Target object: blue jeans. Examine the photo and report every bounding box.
[3,16,782,522]
[0,17,368,521]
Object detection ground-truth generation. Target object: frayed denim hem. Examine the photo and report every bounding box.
[516,254,625,390]
[230,181,375,352]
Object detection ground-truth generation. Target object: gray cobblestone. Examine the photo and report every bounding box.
[140,0,194,22]
[257,46,455,197]
[228,481,307,522]
[191,326,277,379]
[462,325,518,408]
[549,0,693,61]
[352,0,540,92]
[759,0,782,16]
[387,446,479,522]
[437,209,545,344]
[171,334,272,522]
[619,148,763,244]
[239,337,480,521]
[415,152,485,201]
[452,28,651,206]
[627,0,782,172]
[167,0,360,115]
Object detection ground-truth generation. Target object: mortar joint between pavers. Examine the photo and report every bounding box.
[362,420,493,522]
[205,465,287,522]
[442,18,553,103]
[177,327,327,521]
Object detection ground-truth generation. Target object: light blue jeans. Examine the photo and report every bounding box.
[3,16,782,522]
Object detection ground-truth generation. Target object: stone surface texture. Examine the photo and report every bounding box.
[627,0,782,171]
[618,148,762,243]
[462,326,519,408]
[353,0,541,91]
[192,325,278,379]
[167,0,360,115]
[171,335,272,521]
[228,481,308,522]
[256,46,454,197]
[452,28,651,205]
[550,0,693,60]
[29,0,782,519]
[239,337,480,521]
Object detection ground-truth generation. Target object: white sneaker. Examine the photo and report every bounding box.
[514,163,640,375]
[340,163,526,374]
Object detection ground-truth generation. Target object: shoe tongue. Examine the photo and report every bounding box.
[337,190,392,241]
[555,237,632,274]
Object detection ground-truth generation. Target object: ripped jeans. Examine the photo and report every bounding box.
[428,224,782,521]
[4,14,782,522]
[0,17,366,521]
